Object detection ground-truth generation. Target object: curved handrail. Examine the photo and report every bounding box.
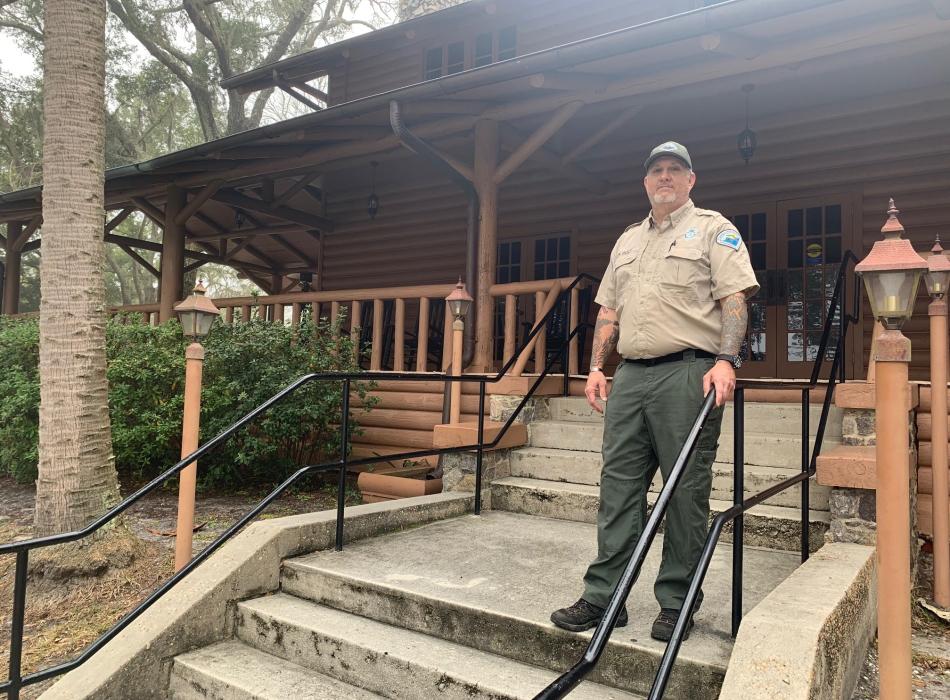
[535,251,860,699]
[1,273,599,698]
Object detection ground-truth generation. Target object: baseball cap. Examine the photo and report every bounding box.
[644,141,692,171]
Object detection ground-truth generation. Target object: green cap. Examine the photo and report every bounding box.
[644,141,692,171]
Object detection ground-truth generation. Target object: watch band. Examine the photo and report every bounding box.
[715,353,741,369]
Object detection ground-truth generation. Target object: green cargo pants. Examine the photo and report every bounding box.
[582,352,724,611]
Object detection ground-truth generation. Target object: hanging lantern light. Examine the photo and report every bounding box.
[367,161,380,220]
[737,83,757,165]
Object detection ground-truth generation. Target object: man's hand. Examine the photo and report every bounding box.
[703,361,735,407]
[585,370,609,413]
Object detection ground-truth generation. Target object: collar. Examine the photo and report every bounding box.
[649,199,694,230]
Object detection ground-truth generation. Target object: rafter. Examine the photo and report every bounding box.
[115,243,160,278]
[499,125,609,195]
[105,207,135,232]
[189,223,306,241]
[562,106,641,164]
[494,100,585,185]
[272,171,320,208]
[12,215,42,253]
[272,234,313,264]
[175,179,224,225]
[211,188,334,231]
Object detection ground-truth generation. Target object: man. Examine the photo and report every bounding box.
[550,141,758,642]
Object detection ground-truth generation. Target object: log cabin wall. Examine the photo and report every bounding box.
[318,80,950,380]
[328,0,698,105]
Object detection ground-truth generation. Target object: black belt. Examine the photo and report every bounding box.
[623,349,716,367]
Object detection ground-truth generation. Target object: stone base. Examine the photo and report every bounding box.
[441,449,510,494]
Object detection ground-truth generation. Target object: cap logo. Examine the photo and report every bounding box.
[660,142,678,151]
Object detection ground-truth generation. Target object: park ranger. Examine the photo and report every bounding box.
[550,141,759,642]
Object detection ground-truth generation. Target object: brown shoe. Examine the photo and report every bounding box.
[650,608,694,642]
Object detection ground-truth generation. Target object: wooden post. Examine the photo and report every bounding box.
[224,306,234,324]
[472,119,499,371]
[394,298,405,371]
[534,290,547,372]
[441,303,453,371]
[174,342,205,571]
[371,298,383,370]
[3,222,22,315]
[504,294,517,363]
[350,300,362,362]
[330,300,340,328]
[450,318,464,423]
[416,297,430,372]
[291,302,302,329]
[159,186,186,323]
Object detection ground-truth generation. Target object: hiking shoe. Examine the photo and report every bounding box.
[550,598,628,632]
[650,608,694,642]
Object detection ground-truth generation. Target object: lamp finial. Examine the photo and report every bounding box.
[881,198,904,239]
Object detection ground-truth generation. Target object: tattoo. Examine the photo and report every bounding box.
[591,306,620,369]
[719,292,748,356]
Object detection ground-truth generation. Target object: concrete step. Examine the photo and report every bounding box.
[281,511,802,700]
[490,477,828,553]
[236,593,643,700]
[511,447,831,510]
[170,639,382,699]
[546,398,841,438]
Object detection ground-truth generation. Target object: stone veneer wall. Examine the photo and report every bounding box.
[399,0,469,21]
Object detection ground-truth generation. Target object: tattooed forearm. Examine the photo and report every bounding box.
[590,306,620,369]
[719,292,748,356]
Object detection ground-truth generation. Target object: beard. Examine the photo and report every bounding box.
[651,191,677,205]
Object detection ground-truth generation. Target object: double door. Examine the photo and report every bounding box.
[724,195,857,380]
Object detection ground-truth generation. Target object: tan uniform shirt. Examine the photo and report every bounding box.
[595,199,759,359]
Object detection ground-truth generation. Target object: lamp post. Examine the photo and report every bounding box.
[173,281,221,571]
[854,200,928,700]
[924,236,950,608]
[445,278,473,424]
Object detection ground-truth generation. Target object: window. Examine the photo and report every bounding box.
[498,26,517,61]
[446,41,465,75]
[534,235,571,280]
[424,47,443,80]
[423,27,517,80]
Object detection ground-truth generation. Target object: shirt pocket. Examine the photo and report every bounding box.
[661,245,710,299]
[612,251,639,298]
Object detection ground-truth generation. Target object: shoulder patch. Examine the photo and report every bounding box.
[716,229,742,251]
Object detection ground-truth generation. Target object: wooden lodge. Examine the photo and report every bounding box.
[1,0,949,493]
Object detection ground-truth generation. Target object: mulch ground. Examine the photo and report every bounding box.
[0,474,358,698]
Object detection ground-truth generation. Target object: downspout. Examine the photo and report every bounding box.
[389,100,478,369]
[390,101,480,479]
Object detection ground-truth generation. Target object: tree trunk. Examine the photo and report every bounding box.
[35,0,121,536]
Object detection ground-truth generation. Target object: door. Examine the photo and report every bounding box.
[776,196,854,379]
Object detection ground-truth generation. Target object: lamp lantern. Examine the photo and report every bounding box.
[854,199,927,330]
[174,280,221,340]
[924,236,950,299]
[445,277,473,321]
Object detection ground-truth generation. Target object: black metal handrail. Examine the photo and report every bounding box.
[0,273,599,700]
[536,252,860,699]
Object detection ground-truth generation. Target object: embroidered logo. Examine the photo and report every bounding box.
[716,230,742,250]
[660,142,678,151]
[684,228,698,240]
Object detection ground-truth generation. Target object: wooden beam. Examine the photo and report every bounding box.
[274,72,324,112]
[223,237,255,262]
[211,188,334,231]
[175,179,224,226]
[21,239,41,253]
[272,171,320,208]
[189,222,306,241]
[303,185,323,204]
[116,242,160,278]
[427,145,475,183]
[562,106,641,164]
[105,233,214,263]
[494,100,585,185]
[11,215,42,253]
[499,125,609,195]
[272,234,312,264]
[700,31,765,60]
[291,81,328,103]
[213,144,316,160]
[528,72,608,92]
[301,125,392,141]
[131,196,165,227]
[183,260,207,274]
[105,207,134,233]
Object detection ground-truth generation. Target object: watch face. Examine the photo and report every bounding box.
[733,355,743,369]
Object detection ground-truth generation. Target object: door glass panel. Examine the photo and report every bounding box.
[806,300,824,329]
[534,234,571,280]
[787,302,803,329]
[788,270,803,302]
[788,209,803,238]
[825,205,842,234]
[806,207,822,235]
[826,236,842,264]
[751,212,767,240]
[788,332,804,361]
[788,240,803,268]
[728,210,769,365]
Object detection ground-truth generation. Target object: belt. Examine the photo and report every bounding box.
[623,349,716,367]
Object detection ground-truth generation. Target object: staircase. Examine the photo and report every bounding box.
[493,397,841,552]
[165,396,840,699]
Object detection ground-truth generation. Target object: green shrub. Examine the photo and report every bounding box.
[0,312,371,489]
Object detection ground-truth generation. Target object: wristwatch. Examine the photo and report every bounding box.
[589,367,604,373]
[715,354,742,369]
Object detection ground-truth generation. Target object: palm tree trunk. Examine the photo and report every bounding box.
[34,0,121,536]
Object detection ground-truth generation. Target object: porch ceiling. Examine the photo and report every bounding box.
[1,0,947,283]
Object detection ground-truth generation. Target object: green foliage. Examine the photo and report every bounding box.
[0,313,372,489]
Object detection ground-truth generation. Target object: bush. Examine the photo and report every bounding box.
[0,312,370,489]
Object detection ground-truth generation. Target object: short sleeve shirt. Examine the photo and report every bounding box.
[595,199,759,359]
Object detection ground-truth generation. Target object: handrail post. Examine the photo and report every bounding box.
[801,388,811,562]
[8,549,28,700]
[562,296,570,397]
[731,387,744,638]
[337,378,351,551]
[475,381,486,515]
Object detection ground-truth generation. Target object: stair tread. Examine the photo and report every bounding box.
[494,476,830,522]
[282,511,799,691]
[532,420,840,438]
[239,593,643,700]
[171,639,382,699]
